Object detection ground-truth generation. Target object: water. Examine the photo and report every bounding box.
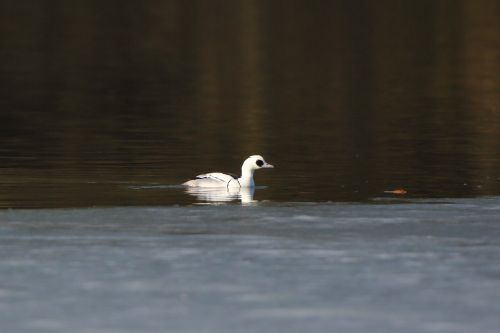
[1,1,500,332]
[2,198,500,333]
[1,1,499,207]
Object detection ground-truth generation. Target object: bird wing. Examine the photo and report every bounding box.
[195,172,236,184]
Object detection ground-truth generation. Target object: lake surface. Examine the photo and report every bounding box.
[1,1,500,332]
[0,0,499,207]
[2,198,500,333]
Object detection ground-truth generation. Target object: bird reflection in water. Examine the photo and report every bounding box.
[184,186,255,204]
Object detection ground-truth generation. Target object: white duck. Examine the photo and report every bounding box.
[183,155,274,188]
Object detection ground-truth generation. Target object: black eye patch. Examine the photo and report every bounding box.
[256,160,264,167]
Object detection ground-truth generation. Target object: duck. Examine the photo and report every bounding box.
[182,155,274,188]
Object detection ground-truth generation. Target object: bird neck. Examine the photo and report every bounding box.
[239,166,255,187]
[238,175,254,187]
[241,165,254,178]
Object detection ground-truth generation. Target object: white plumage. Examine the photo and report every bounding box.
[183,155,274,188]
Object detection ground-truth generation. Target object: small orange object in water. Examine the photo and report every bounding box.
[384,188,407,195]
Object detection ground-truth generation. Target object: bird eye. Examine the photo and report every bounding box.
[256,160,264,167]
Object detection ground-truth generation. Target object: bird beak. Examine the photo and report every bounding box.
[263,162,274,168]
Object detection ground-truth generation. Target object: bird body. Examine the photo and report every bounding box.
[183,155,273,188]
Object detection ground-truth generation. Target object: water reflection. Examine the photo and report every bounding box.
[185,186,255,204]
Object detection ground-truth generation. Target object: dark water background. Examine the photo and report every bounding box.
[1,0,499,207]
